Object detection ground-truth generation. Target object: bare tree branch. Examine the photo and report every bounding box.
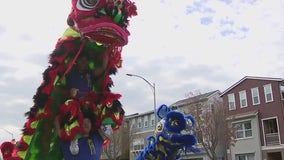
[184,93,235,160]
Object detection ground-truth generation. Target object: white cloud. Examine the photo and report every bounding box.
[0,0,70,57]
[3,98,31,109]
[0,59,44,80]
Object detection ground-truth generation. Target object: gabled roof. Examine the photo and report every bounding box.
[220,76,284,97]
[170,90,220,107]
[125,113,139,119]
[125,110,155,119]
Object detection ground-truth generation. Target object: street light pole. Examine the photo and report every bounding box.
[126,73,157,128]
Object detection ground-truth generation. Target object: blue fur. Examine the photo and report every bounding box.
[165,111,186,133]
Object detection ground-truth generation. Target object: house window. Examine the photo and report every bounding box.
[280,85,284,100]
[233,121,252,139]
[138,117,142,128]
[131,119,136,128]
[133,138,144,151]
[239,90,247,108]
[264,84,273,102]
[251,87,260,105]
[144,115,148,128]
[150,114,155,127]
[144,121,148,127]
[235,153,255,160]
[228,93,236,110]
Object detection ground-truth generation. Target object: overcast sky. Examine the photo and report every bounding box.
[0,0,284,143]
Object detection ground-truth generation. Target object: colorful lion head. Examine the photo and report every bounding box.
[67,0,137,46]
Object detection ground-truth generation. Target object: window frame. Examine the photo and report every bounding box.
[228,93,236,110]
[138,117,142,128]
[131,119,136,129]
[280,85,284,100]
[239,90,248,108]
[235,153,255,160]
[251,87,260,105]
[144,115,148,128]
[133,138,145,151]
[264,84,273,103]
[150,114,155,127]
[233,120,252,139]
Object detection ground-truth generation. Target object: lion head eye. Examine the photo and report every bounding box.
[76,0,99,11]
[171,119,179,126]
[156,122,164,132]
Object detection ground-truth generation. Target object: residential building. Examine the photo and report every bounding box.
[170,90,226,160]
[221,76,284,160]
[127,110,156,160]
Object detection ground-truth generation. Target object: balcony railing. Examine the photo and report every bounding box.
[265,132,280,146]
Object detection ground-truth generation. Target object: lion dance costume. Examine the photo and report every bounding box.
[1,141,15,160]
[10,0,137,159]
[136,104,199,160]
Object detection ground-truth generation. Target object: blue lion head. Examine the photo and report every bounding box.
[136,104,199,160]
